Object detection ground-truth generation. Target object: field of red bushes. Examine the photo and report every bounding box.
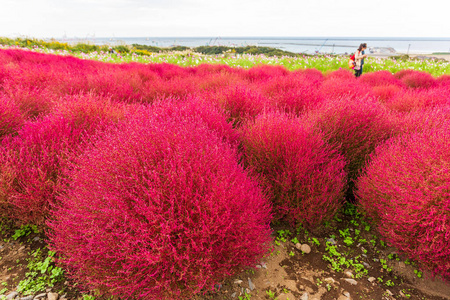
[0,48,449,299]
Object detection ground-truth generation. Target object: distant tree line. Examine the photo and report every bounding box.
[0,37,306,57]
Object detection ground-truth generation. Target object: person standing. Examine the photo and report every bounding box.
[354,43,368,77]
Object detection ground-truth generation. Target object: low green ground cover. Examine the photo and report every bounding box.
[1,37,449,75]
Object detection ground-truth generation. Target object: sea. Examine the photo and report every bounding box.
[58,37,450,55]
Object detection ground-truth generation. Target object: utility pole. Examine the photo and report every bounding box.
[407,44,411,55]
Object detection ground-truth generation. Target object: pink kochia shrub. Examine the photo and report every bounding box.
[359,71,405,88]
[372,85,403,103]
[211,84,270,125]
[319,77,374,101]
[398,70,437,89]
[0,95,125,226]
[2,82,56,119]
[356,126,450,280]
[261,75,324,114]
[392,105,450,136]
[240,112,347,228]
[0,95,24,138]
[0,116,93,225]
[147,96,239,147]
[386,87,450,112]
[305,97,396,190]
[48,109,272,299]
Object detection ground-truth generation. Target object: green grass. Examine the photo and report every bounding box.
[1,36,449,76]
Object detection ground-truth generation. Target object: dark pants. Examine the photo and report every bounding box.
[354,67,363,77]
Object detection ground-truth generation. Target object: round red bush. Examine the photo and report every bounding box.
[399,70,437,89]
[319,77,374,101]
[325,69,355,80]
[0,95,125,226]
[356,126,450,280]
[147,96,239,147]
[437,74,450,87]
[394,69,415,80]
[211,84,270,125]
[240,112,347,228]
[372,85,403,103]
[261,75,324,115]
[0,94,23,138]
[48,110,272,299]
[305,97,397,194]
[244,65,288,82]
[359,71,405,88]
[393,105,450,136]
[295,68,324,86]
[386,87,450,112]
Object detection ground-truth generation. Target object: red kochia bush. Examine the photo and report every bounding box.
[437,74,450,87]
[386,87,450,112]
[0,95,24,138]
[305,97,396,186]
[356,126,450,280]
[0,95,125,225]
[211,84,270,125]
[261,75,324,115]
[393,105,450,136]
[0,116,93,225]
[48,110,272,299]
[372,85,403,103]
[147,96,239,147]
[398,70,437,89]
[240,112,347,228]
[2,82,56,119]
[359,71,405,88]
[319,77,374,101]
[325,69,355,80]
[244,65,288,82]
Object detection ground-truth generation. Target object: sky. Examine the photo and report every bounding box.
[1,0,449,38]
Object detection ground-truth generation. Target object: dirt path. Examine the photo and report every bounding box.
[1,204,450,300]
[200,205,450,300]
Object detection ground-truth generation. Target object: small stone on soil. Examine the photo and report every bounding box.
[343,291,350,297]
[20,296,33,300]
[386,289,393,296]
[6,292,18,300]
[324,277,335,283]
[300,244,311,254]
[234,279,243,285]
[344,270,353,278]
[300,292,309,300]
[248,278,256,290]
[34,293,47,299]
[326,238,337,245]
[47,293,59,300]
[343,278,358,285]
[231,292,236,298]
[368,276,376,283]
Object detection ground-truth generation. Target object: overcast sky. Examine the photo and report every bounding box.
[1,0,449,38]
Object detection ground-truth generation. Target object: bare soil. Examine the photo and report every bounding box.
[199,206,450,300]
[1,205,449,300]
